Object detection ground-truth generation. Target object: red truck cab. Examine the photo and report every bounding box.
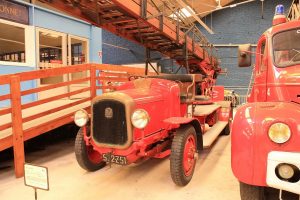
[232,5,300,199]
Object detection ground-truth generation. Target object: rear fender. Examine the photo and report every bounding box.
[164,117,203,150]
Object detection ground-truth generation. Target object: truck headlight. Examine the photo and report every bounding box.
[74,109,89,127]
[268,123,291,144]
[131,109,149,129]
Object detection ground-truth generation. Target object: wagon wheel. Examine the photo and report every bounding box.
[75,127,106,171]
[170,125,197,186]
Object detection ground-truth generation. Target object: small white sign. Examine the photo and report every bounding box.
[24,163,49,191]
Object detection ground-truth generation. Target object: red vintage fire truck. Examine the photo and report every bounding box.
[232,5,300,199]
[73,74,232,186]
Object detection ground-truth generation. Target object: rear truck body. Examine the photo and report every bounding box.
[232,5,300,199]
[74,74,232,186]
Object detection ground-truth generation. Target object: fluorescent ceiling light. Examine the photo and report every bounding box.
[169,6,195,19]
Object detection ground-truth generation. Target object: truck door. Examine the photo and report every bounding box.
[253,36,268,102]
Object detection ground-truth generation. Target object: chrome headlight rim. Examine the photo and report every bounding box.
[74,109,89,127]
[268,122,291,144]
[131,109,150,129]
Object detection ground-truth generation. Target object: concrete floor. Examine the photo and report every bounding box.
[0,134,240,200]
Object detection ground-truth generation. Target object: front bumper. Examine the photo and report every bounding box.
[267,151,300,195]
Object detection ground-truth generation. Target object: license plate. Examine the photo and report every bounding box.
[102,153,127,165]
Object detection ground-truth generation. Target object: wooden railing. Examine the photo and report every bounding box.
[0,63,151,178]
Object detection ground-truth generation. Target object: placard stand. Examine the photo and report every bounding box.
[34,188,37,200]
[24,163,49,200]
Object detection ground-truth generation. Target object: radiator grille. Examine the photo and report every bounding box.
[92,100,127,145]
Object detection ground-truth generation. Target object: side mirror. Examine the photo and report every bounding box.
[238,44,252,67]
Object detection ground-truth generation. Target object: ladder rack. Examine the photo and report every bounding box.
[38,0,221,77]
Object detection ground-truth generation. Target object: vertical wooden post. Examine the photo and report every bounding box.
[10,75,25,178]
[90,64,96,99]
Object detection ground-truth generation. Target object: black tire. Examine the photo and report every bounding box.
[240,181,299,200]
[240,182,265,200]
[170,125,197,186]
[75,127,106,171]
[221,123,231,135]
[221,107,233,135]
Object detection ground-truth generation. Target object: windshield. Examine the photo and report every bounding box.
[273,28,300,67]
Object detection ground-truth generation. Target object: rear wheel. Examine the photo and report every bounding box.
[222,107,233,135]
[75,127,106,171]
[170,125,197,186]
[222,123,231,135]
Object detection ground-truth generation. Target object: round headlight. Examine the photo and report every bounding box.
[74,109,89,127]
[277,164,295,180]
[268,123,291,144]
[131,109,150,129]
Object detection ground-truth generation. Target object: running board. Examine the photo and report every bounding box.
[203,121,228,148]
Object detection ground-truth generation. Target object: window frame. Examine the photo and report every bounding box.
[0,18,34,66]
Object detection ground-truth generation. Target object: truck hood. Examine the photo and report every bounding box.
[118,88,163,104]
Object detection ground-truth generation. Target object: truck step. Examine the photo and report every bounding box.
[193,103,221,116]
[203,121,228,148]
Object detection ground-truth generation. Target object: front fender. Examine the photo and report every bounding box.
[164,117,203,150]
[231,102,300,186]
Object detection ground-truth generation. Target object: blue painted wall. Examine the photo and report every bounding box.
[33,8,91,39]
[102,29,187,73]
[90,26,102,63]
[0,66,36,107]
[102,30,145,64]
[33,6,102,63]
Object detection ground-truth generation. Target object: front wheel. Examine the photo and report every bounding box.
[170,125,197,186]
[240,182,299,200]
[75,127,106,171]
[240,182,265,200]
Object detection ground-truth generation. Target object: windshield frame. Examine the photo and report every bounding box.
[272,27,300,68]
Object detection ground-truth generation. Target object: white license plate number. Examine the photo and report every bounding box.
[102,154,127,165]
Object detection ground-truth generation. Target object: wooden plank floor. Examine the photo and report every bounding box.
[0,99,90,141]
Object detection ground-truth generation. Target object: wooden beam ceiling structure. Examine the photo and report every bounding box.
[288,0,300,21]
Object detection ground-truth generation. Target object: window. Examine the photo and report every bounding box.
[0,22,25,63]
[37,29,66,85]
[273,28,300,67]
[39,31,63,65]
[68,36,89,82]
[70,37,87,65]
[0,19,34,66]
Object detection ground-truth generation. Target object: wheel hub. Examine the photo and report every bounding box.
[183,135,196,176]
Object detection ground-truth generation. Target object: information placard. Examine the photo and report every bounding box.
[24,163,49,191]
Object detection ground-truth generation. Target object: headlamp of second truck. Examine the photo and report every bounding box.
[268,122,291,144]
